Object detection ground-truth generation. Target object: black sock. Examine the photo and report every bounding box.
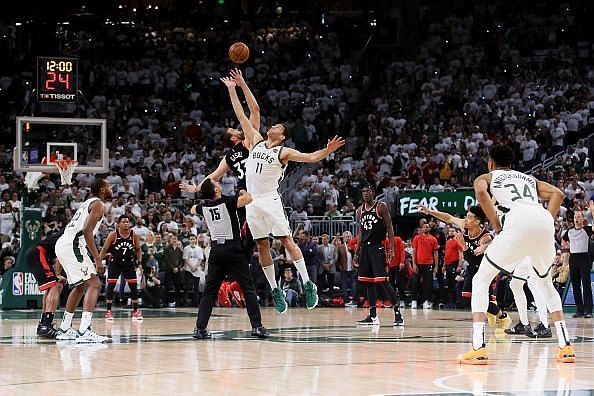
[41,312,54,326]
[106,302,112,311]
[393,306,401,316]
[370,306,377,318]
[133,302,139,312]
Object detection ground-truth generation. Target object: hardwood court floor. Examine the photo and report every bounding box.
[0,307,592,395]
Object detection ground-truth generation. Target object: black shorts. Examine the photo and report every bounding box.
[107,262,137,284]
[24,246,58,291]
[357,242,388,283]
[462,264,496,300]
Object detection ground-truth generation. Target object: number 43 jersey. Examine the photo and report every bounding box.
[490,169,540,211]
[197,196,241,241]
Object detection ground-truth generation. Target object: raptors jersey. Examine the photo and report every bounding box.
[225,143,249,190]
[462,227,491,268]
[63,198,103,238]
[490,170,539,211]
[109,229,137,266]
[246,141,286,195]
[358,202,386,243]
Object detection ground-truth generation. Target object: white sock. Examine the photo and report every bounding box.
[554,320,570,348]
[472,322,485,350]
[262,265,277,290]
[530,282,549,328]
[79,311,93,333]
[292,258,310,283]
[60,311,74,331]
[510,280,529,325]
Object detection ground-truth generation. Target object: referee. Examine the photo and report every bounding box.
[191,179,269,339]
[562,210,593,318]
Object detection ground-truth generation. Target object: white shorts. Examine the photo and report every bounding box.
[246,192,291,240]
[484,205,556,278]
[55,233,97,286]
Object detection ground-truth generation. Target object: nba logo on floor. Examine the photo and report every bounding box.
[12,272,24,296]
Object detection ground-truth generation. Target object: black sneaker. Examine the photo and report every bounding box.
[393,311,404,327]
[36,323,58,339]
[504,322,531,335]
[251,326,270,339]
[526,322,552,338]
[572,312,584,318]
[584,313,592,318]
[357,315,380,326]
[192,328,212,339]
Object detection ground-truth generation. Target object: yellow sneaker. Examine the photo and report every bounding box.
[457,346,488,365]
[496,314,512,331]
[487,312,497,327]
[556,345,576,363]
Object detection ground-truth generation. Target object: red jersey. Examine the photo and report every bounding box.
[444,238,462,265]
[412,233,438,265]
[383,237,405,267]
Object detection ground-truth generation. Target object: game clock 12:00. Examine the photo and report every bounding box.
[37,57,78,103]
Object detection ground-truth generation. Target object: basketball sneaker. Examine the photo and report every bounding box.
[457,346,488,365]
[556,344,576,363]
[36,323,58,339]
[526,322,552,338]
[303,280,318,309]
[411,300,417,309]
[496,313,512,331]
[56,327,78,340]
[504,322,531,335]
[104,310,114,322]
[251,326,270,339]
[193,328,212,339]
[132,311,144,321]
[357,315,380,326]
[76,328,109,343]
[393,310,404,327]
[271,287,288,314]
[487,312,497,327]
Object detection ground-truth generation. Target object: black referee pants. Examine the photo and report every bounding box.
[569,253,593,314]
[196,241,262,330]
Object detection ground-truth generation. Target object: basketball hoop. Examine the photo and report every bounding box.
[54,159,78,185]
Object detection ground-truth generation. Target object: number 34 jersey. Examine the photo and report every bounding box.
[245,140,286,196]
[490,169,540,211]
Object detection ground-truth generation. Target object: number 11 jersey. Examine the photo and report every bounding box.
[245,140,286,196]
[490,169,540,211]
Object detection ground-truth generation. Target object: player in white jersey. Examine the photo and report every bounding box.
[221,72,345,313]
[458,144,575,364]
[55,178,112,343]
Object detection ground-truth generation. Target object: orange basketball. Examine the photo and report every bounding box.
[229,42,250,64]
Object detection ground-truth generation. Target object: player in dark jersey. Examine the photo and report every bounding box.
[191,179,268,339]
[24,230,67,338]
[417,204,511,330]
[353,184,404,326]
[99,214,143,321]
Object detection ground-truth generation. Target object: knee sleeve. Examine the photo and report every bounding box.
[470,264,499,313]
[105,282,116,300]
[129,282,139,300]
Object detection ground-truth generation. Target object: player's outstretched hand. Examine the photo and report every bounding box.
[417,204,430,215]
[179,181,197,193]
[230,68,245,87]
[326,135,345,153]
[220,77,237,88]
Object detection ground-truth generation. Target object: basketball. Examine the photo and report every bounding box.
[229,42,249,64]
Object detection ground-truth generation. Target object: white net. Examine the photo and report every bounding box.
[54,160,78,185]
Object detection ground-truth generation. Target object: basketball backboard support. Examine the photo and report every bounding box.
[14,117,108,174]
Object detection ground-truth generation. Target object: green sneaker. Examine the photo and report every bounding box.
[303,280,318,309]
[271,287,288,314]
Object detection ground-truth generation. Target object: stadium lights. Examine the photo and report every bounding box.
[133,8,137,12]
[155,6,159,9]
[15,22,22,26]
[148,5,152,9]
[119,5,123,9]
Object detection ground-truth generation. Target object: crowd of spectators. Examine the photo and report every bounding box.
[0,0,592,308]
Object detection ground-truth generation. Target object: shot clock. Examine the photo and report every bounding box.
[37,57,78,103]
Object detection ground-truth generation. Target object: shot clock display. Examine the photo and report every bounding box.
[37,57,78,103]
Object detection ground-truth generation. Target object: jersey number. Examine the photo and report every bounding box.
[233,159,247,179]
[504,183,535,202]
[255,163,263,174]
[68,211,82,228]
[209,208,221,221]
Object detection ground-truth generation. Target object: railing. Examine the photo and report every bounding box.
[288,215,358,238]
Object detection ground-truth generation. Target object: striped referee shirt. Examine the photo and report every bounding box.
[196,196,241,242]
[563,226,593,254]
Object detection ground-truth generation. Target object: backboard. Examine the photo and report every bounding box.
[14,117,109,174]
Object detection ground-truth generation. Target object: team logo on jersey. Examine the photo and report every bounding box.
[25,220,41,240]
[81,267,89,276]
[361,213,378,231]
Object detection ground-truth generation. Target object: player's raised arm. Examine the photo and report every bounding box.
[230,68,260,133]
[473,174,501,233]
[180,157,229,193]
[281,135,345,164]
[221,77,263,148]
[417,204,466,229]
[536,179,564,218]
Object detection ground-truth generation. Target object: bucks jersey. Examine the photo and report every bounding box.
[109,229,137,266]
[225,143,249,190]
[490,170,539,211]
[358,202,386,243]
[63,197,103,238]
[246,140,286,195]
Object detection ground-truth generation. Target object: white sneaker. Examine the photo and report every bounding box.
[411,300,417,309]
[399,301,405,309]
[56,327,78,340]
[422,301,432,310]
[76,328,110,343]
